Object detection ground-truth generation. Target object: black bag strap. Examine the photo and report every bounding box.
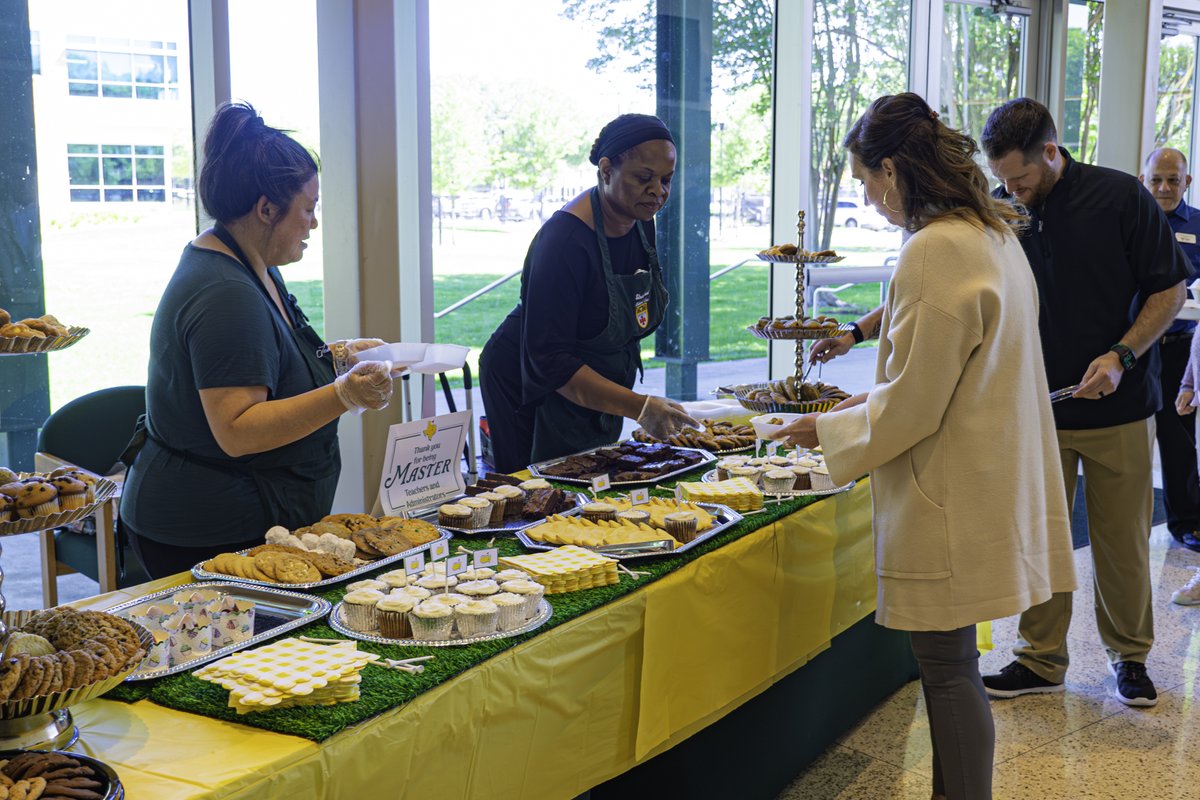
[116,413,149,472]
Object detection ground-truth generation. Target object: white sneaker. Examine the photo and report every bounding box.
[1172,568,1200,605]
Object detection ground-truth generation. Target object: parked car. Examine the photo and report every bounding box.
[447,192,495,220]
[740,193,771,225]
[833,198,893,230]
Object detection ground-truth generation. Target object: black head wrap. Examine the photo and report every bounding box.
[589,114,675,166]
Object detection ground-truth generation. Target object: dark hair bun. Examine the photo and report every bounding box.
[198,101,320,224]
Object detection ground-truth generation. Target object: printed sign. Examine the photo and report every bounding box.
[630,488,650,506]
[377,411,470,516]
[766,440,779,456]
[403,552,426,576]
[673,485,683,503]
[474,548,499,569]
[429,539,451,562]
[446,555,469,576]
[591,474,612,493]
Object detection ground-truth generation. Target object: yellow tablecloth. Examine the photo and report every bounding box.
[68,480,878,800]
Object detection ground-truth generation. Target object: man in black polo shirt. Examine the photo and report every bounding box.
[1140,147,1200,549]
[979,99,1190,708]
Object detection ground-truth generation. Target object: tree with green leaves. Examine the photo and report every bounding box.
[1155,38,1196,152]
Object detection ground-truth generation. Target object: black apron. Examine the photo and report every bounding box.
[529,188,669,462]
[130,224,341,531]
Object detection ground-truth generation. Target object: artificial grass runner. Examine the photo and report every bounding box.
[101,470,828,741]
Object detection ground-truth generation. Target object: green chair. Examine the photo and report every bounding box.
[35,385,150,607]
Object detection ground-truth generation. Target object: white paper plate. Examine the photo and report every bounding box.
[354,342,429,367]
[749,413,803,440]
[410,343,470,374]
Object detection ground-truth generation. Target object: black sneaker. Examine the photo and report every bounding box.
[982,661,1065,698]
[1109,661,1157,707]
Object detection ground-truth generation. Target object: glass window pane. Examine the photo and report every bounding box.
[101,144,132,154]
[1155,34,1196,153]
[811,1,910,260]
[135,156,164,184]
[229,0,325,338]
[1063,0,1103,164]
[68,82,98,96]
[67,143,99,154]
[135,145,164,155]
[102,156,133,185]
[103,188,134,202]
[70,188,101,202]
[99,37,129,49]
[134,53,164,83]
[102,83,133,99]
[99,51,132,82]
[939,2,1026,149]
[67,156,99,185]
[66,35,96,45]
[166,55,178,84]
[65,50,97,80]
[137,188,166,202]
[135,85,163,100]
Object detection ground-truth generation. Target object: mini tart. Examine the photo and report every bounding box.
[616,509,651,525]
[581,502,617,522]
[762,468,796,495]
[663,511,699,543]
[438,503,473,527]
[453,599,499,637]
[457,496,492,529]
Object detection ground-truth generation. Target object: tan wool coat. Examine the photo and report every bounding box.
[817,217,1077,632]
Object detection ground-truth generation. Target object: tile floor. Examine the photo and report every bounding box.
[776,524,1200,800]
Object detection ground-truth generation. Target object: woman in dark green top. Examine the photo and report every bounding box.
[122,102,395,578]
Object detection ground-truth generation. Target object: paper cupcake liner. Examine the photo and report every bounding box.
[408,612,455,641]
[486,498,506,526]
[212,609,256,647]
[454,610,498,637]
[466,505,491,528]
[377,610,412,639]
[494,603,526,632]
[762,475,796,494]
[57,493,87,510]
[515,591,544,619]
[438,511,472,528]
[169,625,212,663]
[665,518,699,544]
[810,472,836,491]
[502,498,525,519]
[341,602,379,633]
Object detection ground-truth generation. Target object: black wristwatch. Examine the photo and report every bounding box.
[848,322,865,344]
[1109,343,1136,371]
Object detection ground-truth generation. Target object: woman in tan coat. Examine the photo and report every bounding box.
[773,93,1076,800]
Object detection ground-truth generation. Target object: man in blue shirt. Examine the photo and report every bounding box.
[1140,147,1200,551]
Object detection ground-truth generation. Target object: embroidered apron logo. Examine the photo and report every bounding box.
[635,289,651,329]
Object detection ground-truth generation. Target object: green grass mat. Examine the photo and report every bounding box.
[101,468,826,741]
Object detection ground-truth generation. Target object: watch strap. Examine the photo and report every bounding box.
[848,322,865,344]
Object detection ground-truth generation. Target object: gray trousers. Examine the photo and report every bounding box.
[911,626,995,800]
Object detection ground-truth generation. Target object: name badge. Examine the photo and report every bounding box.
[1177,232,1197,244]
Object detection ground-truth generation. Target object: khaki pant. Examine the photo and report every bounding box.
[1015,418,1155,682]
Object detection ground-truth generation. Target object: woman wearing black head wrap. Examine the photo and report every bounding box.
[480,113,697,472]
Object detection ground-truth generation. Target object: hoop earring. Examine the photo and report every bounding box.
[882,187,901,214]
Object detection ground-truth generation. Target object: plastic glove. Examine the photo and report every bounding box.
[329,338,387,376]
[637,396,699,440]
[334,360,395,413]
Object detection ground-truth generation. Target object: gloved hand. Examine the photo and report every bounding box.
[334,360,395,413]
[637,395,699,440]
[330,338,387,376]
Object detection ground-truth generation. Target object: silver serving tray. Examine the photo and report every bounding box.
[106,581,331,681]
[701,468,855,498]
[327,598,552,647]
[528,445,715,488]
[189,529,452,590]
[410,491,587,536]
[515,501,743,560]
[0,749,123,799]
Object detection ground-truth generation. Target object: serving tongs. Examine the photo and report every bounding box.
[1049,384,1080,403]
